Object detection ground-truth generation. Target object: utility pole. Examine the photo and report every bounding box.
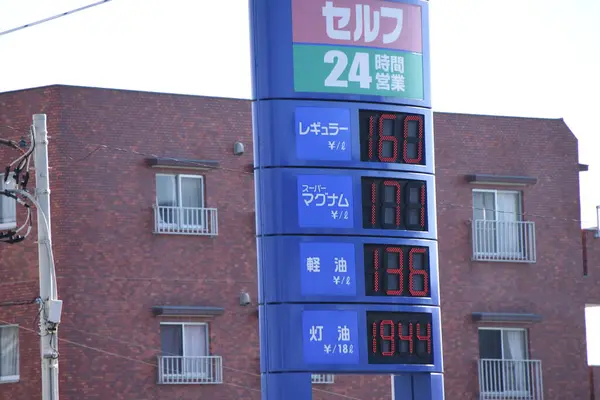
[33,114,61,400]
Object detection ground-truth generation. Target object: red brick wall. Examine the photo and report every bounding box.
[0,86,593,399]
[0,86,395,400]
[434,112,589,400]
[0,86,58,400]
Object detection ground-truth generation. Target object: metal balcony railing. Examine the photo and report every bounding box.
[157,355,223,384]
[153,205,218,236]
[478,359,543,400]
[311,374,335,384]
[472,219,536,263]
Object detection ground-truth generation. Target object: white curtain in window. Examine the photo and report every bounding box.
[180,177,203,208]
[156,175,177,207]
[473,192,497,254]
[503,330,527,392]
[497,192,521,254]
[180,177,203,227]
[0,326,19,379]
[183,325,207,377]
[156,175,177,225]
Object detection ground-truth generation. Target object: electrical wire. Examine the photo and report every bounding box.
[65,142,599,226]
[47,322,366,400]
[13,188,58,298]
[0,316,372,400]
[55,274,256,284]
[0,299,37,307]
[0,123,35,244]
[0,318,266,398]
[0,0,114,37]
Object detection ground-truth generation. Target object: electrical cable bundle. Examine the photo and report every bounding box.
[0,126,36,244]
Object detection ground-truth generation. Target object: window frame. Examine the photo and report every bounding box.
[155,174,206,229]
[478,327,529,360]
[478,327,530,396]
[159,322,209,358]
[472,189,523,222]
[0,174,17,231]
[0,324,20,383]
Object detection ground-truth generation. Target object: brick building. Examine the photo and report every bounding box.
[0,84,593,399]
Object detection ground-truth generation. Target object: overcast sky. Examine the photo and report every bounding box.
[1,0,600,362]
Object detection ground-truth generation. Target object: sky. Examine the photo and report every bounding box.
[1,0,600,361]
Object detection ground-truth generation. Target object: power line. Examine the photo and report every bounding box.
[0,318,262,396]
[0,0,113,37]
[55,274,255,284]
[65,143,254,175]
[0,298,37,307]
[0,318,364,399]
[64,142,598,226]
[57,322,366,400]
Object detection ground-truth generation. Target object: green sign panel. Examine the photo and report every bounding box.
[293,45,423,99]
[291,0,425,100]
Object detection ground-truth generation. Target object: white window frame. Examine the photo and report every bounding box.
[159,322,210,379]
[472,189,522,221]
[0,174,17,231]
[155,174,205,228]
[478,327,529,358]
[473,189,525,258]
[478,327,529,396]
[0,325,19,383]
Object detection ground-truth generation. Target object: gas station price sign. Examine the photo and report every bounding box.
[253,101,434,173]
[261,303,442,373]
[367,311,433,365]
[256,168,437,240]
[258,236,438,306]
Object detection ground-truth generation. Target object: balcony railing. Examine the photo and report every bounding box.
[153,205,218,236]
[311,374,335,384]
[478,359,543,400]
[157,355,223,384]
[472,219,536,263]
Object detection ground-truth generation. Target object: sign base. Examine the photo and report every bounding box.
[260,372,445,399]
[393,373,445,400]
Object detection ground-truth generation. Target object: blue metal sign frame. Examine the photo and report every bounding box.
[250,0,432,108]
[255,168,437,239]
[250,0,444,398]
[252,100,435,173]
[259,304,443,373]
[258,236,440,305]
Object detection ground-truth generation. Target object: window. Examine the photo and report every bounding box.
[0,325,19,382]
[473,190,524,257]
[160,323,208,378]
[478,328,529,395]
[155,174,205,227]
[473,190,522,223]
[0,174,17,229]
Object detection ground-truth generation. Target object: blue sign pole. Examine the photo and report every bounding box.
[250,0,444,399]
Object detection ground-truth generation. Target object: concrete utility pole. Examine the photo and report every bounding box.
[33,114,61,400]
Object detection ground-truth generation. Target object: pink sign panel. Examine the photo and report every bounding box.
[292,0,422,53]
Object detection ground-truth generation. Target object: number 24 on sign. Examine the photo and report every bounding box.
[325,50,372,89]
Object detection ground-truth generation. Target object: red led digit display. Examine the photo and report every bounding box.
[364,245,430,297]
[361,177,427,231]
[367,311,433,365]
[360,110,425,165]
